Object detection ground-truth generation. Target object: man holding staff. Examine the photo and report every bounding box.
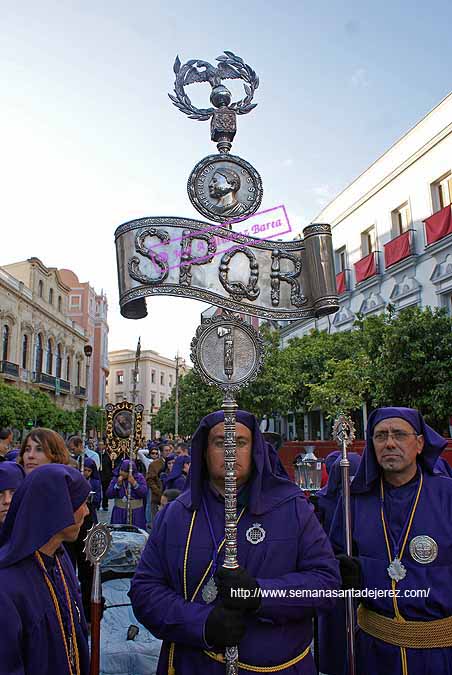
[130,409,340,674]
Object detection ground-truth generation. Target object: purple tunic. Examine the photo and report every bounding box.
[330,406,452,675]
[0,464,91,675]
[130,409,341,674]
[106,474,147,529]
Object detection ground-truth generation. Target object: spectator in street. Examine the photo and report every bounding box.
[19,428,70,473]
[0,428,13,462]
[106,459,147,529]
[83,457,102,523]
[174,442,190,457]
[0,464,90,674]
[160,488,181,509]
[160,453,176,490]
[164,454,190,491]
[146,444,173,526]
[68,435,100,470]
[0,462,25,530]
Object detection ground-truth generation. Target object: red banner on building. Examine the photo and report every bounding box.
[354,252,376,283]
[384,230,411,268]
[336,271,346,294]
[424,205,452,245]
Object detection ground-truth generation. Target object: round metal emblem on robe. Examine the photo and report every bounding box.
[246,523,266,545]
[409,535,438,564]
[188,154,263,224]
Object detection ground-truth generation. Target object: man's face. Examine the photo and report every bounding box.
[0,488,15,524]
[206,422,253,486]
[68,439,82,456]
[208,172,232,198]
[373,417,423,477]
[23,437,51,474]
[162,446,172,458]
[60,501,90,542]
[173,446,182,456]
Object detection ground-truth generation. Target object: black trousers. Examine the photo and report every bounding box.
[66,509,94,621]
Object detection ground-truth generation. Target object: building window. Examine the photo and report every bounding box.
[151,393,156,408]
[2,325,9,362]
[151,370,155,384]
[49,288,54,305]
[391,202,411,237]
[160,372,164,386]
[431,173,452,212]
[36,334,43,373]
[335,246,347,273]
[77,361,81,387]
[70,295,81,309]
[38,280,43,298]
[361,227,376,257]
[56,344,62,378]
[66,355,71,381]
[160,393,165,405]
[169,374,173,388]
[46,339,53,374]
[57,296,62,312]
[117,371,124,385]
[22,334,28,369]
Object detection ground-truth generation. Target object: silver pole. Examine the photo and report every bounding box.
[127,338,141,526]
[222,393,239,675]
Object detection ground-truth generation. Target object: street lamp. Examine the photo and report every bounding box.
[81,343,93,473]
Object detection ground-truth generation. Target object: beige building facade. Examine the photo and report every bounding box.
[0,258,89,411]
[106,349,188,438]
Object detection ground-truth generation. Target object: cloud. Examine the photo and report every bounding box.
[350,68,369,88]
[281,158,294,167]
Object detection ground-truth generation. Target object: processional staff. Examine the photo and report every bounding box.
[332,413,357,675]
[127,337,141,526]
[84,523,112,675]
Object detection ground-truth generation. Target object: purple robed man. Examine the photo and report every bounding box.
[0,462,25,532]
[331,406,452,675]
[0,464,91,675]
[106,459,147,529]
[129,409,341,674]
[316,452,361,675]
[164,454,191,491]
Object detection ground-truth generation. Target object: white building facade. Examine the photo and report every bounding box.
[106,349,189,438]
[279,92,452,439]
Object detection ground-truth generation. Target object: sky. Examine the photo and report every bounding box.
[1,0,451,361]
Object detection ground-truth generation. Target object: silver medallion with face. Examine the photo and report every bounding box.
[409,535,438,564]
[188,154,263,224]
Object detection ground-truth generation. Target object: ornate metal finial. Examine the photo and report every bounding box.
[169,51,259,153]
[83,522,112,565]
[332,414,356,448]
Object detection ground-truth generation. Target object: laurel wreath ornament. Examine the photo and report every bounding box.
[168,51,259,121]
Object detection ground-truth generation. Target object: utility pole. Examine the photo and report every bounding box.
[81,343,93,474]
[175,353,180,438]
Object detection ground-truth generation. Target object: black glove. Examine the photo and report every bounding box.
[337,554,362,590]
[215,566,261,611]
[204,604,247,647]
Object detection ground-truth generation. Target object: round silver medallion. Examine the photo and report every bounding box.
[246,523,266,545]
[409,535,438,564]
[188,154,263,224]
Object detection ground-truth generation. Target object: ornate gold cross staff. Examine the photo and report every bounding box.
[332,413,357,675]
[191,314,264,674]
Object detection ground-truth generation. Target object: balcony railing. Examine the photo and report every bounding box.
[424,204,452,246]
[75,386,87,398]
[354,252,380,284]
[0,361,19,378]
[34,372,56,388]
[384,229,415,268]
[59,379,71,393]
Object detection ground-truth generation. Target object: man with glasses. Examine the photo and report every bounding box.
[130,409,340,674]
[331,406,452,675]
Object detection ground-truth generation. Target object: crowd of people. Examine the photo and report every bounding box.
[0,406,451,675]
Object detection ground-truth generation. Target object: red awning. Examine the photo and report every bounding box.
[424,205,452,245]
[354,252,376,283]
[384,230,411,268]
[336,271,346,294]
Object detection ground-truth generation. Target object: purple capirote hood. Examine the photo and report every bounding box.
[0,462,24,491]
[181,409,301,515]
[0,464,91,568]
[352,406,448,493]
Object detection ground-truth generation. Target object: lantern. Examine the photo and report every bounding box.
[293,446,324,492]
